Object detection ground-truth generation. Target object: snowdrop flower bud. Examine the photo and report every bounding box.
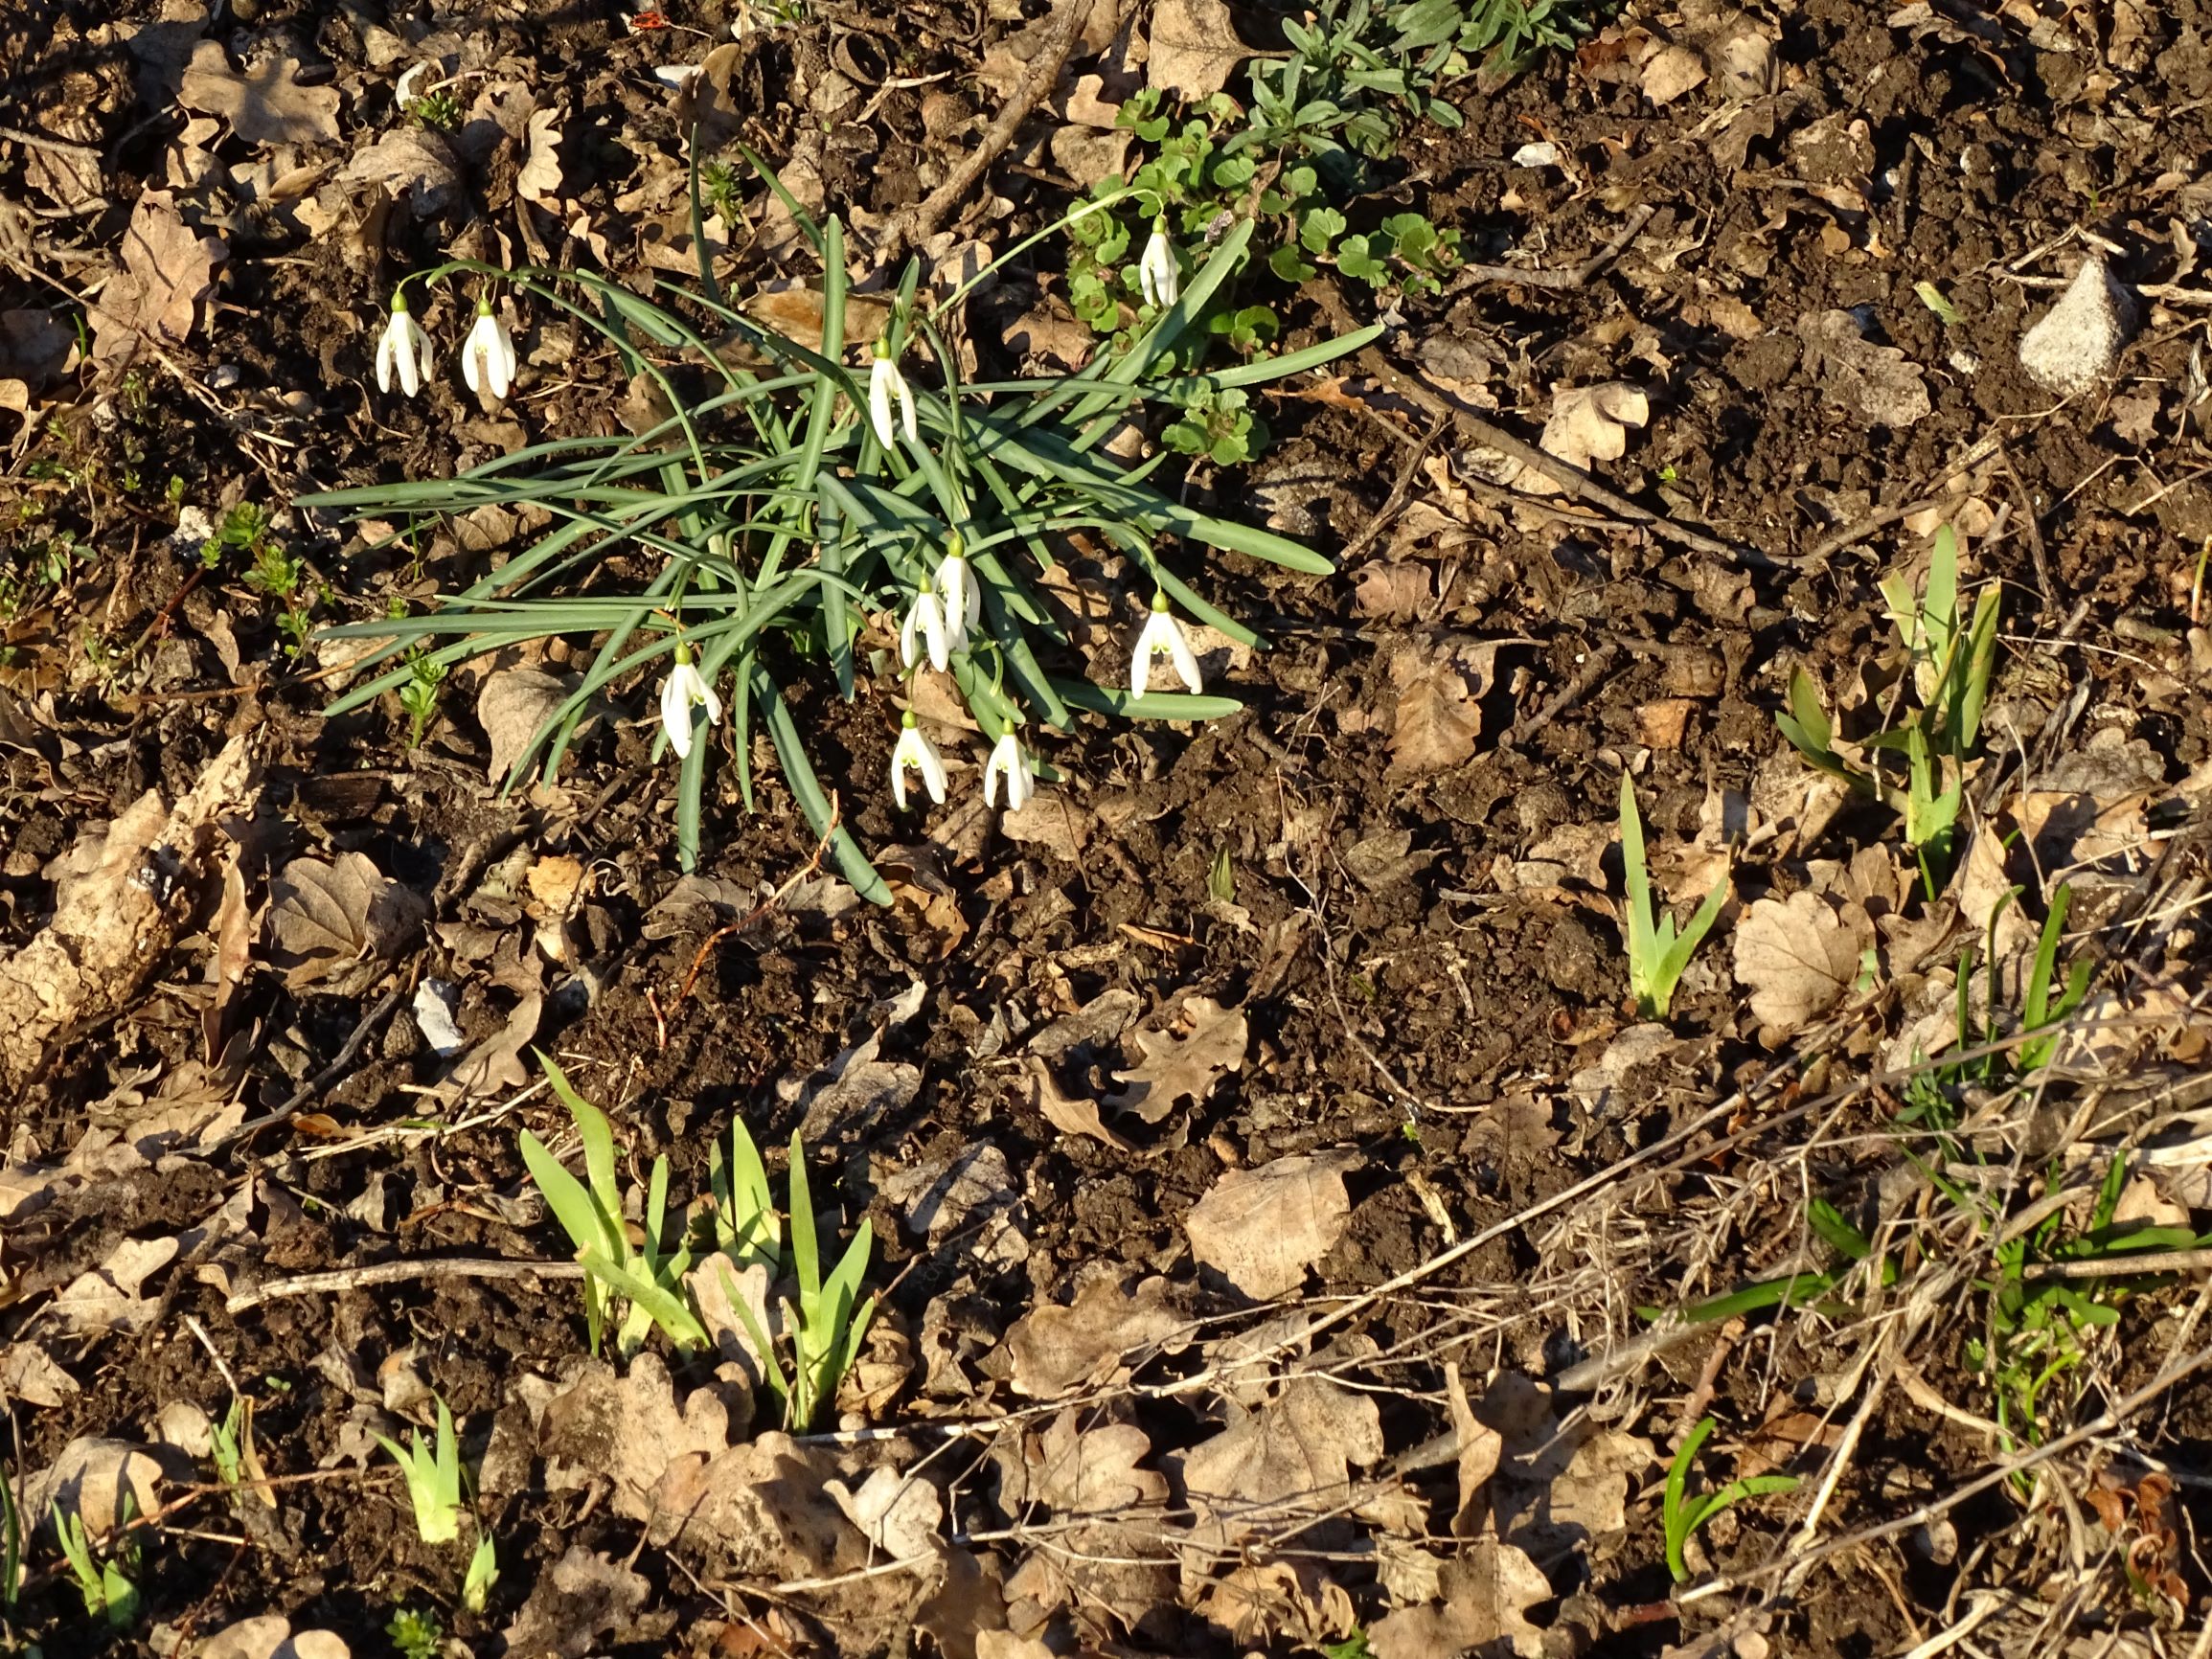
[984,730,1033,811]
[1139,218,1180,310]
[867,338,917,448]
[899,578,949,674]
[658,645,722,761]
[891,711,946,811]
[1129,590,1202,698]
[461,297,517,400]
[375,291,434,398]
[936,535,982,655]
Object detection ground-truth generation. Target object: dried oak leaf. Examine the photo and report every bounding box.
[89,191,227,363]
[1731,889,1873,1034]
[1797,310,1930,428]
[1185,1149,1359,1301]
[1006,1273,1190,1398]
[1529,382,1649,490]
[1369,1543,1551,1659]
[1020,1056,1135,1151]
[338,127,463,217]
[1106,995,1247,1124]
[266,852,427,990]
[200,1616,352,1659]
[476,665,593,785]
[825,1465,942,1559]
[1182,1375,1383,1532]
[177,42,342,146]
[1002,1409,1168,1514]
[52,1235,177,1335]
[517,105,565,204]
[1148,0,1255,98]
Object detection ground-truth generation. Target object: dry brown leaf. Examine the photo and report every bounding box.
[915,1549,1010,1659]
[1005,1409,1168,1513]
[204,843,251,1062]
[825,1465,942,1559]
[53,1236,177,1335]
[1356,562,1432,622]
[1021,1056,1135,1151]
[1369,1543,1551,1659]
[1148,0,1255,98]
[1005,1273,1190,1398]
[1444,1364,1503,1537]
[1388,662,1482,775]
[89,191,227,363]
[1798,310,1930,428]
[443,990,542,1100]
[1183,1375,1383,1531]
[517,105,565,204]
[1640,41,1710,104]
[475,665,594,786]
[1732,890,1873,1033]
[200,1616,352,1659]
[1526,382,1649,492]
[1106,995,1247,1123]
[1185,1149,1358,1301]
[177,43,342,145]
[338,127,463,217]
[2,1341,81,1408]
[265,852,427,990]
[30,1437,171,1540]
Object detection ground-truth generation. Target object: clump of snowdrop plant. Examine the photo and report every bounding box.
[307,164,1374,902]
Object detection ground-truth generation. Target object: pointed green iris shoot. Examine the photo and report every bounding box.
[373,1396,468,1546]
[1618,774,1728,1021]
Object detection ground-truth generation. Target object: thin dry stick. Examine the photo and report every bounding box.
[2020,1247,2212,1281]
[1444,203,1658,294]
[1336,322,1771,566]
[1335,415,1447,562]
[1995,442,2054,609]
[210,983,404,1154]
[876,0,1097,265]
[1804,432,2006,561]
[226,1256,584,1315]
[673,792,842,1010]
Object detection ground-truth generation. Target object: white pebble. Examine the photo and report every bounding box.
[2018,255,2134,396]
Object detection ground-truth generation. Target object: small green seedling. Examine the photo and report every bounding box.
[700,1111,781,1275]
[387,1606,444,1659]
[720,1127,878,1432]
[52,1497,140,1628]
[373,1396,466,1546]
[1662,1418,1800,1581]
[1777,525,1999,893]
[519,1054,708,1356]
[1619,775,1728,1020]
[463,1533,498,1614]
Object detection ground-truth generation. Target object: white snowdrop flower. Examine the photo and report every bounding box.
[375,292,434,398]
[659,648,722,761]
[984,730,1033,811]
[891,711,946,811]
[867,338,917,447]
[1129,590,1202,698]
[899,580,949,674]
[461,298,517,400]
[936,537,982,654]
[1139,219,1180,310]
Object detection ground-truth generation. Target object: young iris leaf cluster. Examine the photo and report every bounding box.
[307,174,1373,900]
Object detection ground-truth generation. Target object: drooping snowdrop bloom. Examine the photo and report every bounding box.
[984,731,1033,811]
[936,537,982,655]
[868,338,917,447]
[899,578,949,674]
[461,297,517,400]
[375,292,434,398]
[659,646,722,760]
[890,711,946,810]
[1139,218,1180,310]
[1129,590,1202,698]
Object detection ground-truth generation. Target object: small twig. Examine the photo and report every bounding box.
[673,793,842,1011]
[0,125,103,161]
[2019,1247,2212,1282]
[226,1256,584,1315]
[1335,416,1446,563]
[1995,443,2053,609]
[1501,639,1620,750]
[208,984,404,1155]
[1802,432,2007,561]
[876,0,1097,266]
[1444,203,1658,295]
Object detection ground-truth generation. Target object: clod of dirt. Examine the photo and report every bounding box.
[1184,1149,1359,1300]
[501,1547,652,1659]
[2018,256,2136,396]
